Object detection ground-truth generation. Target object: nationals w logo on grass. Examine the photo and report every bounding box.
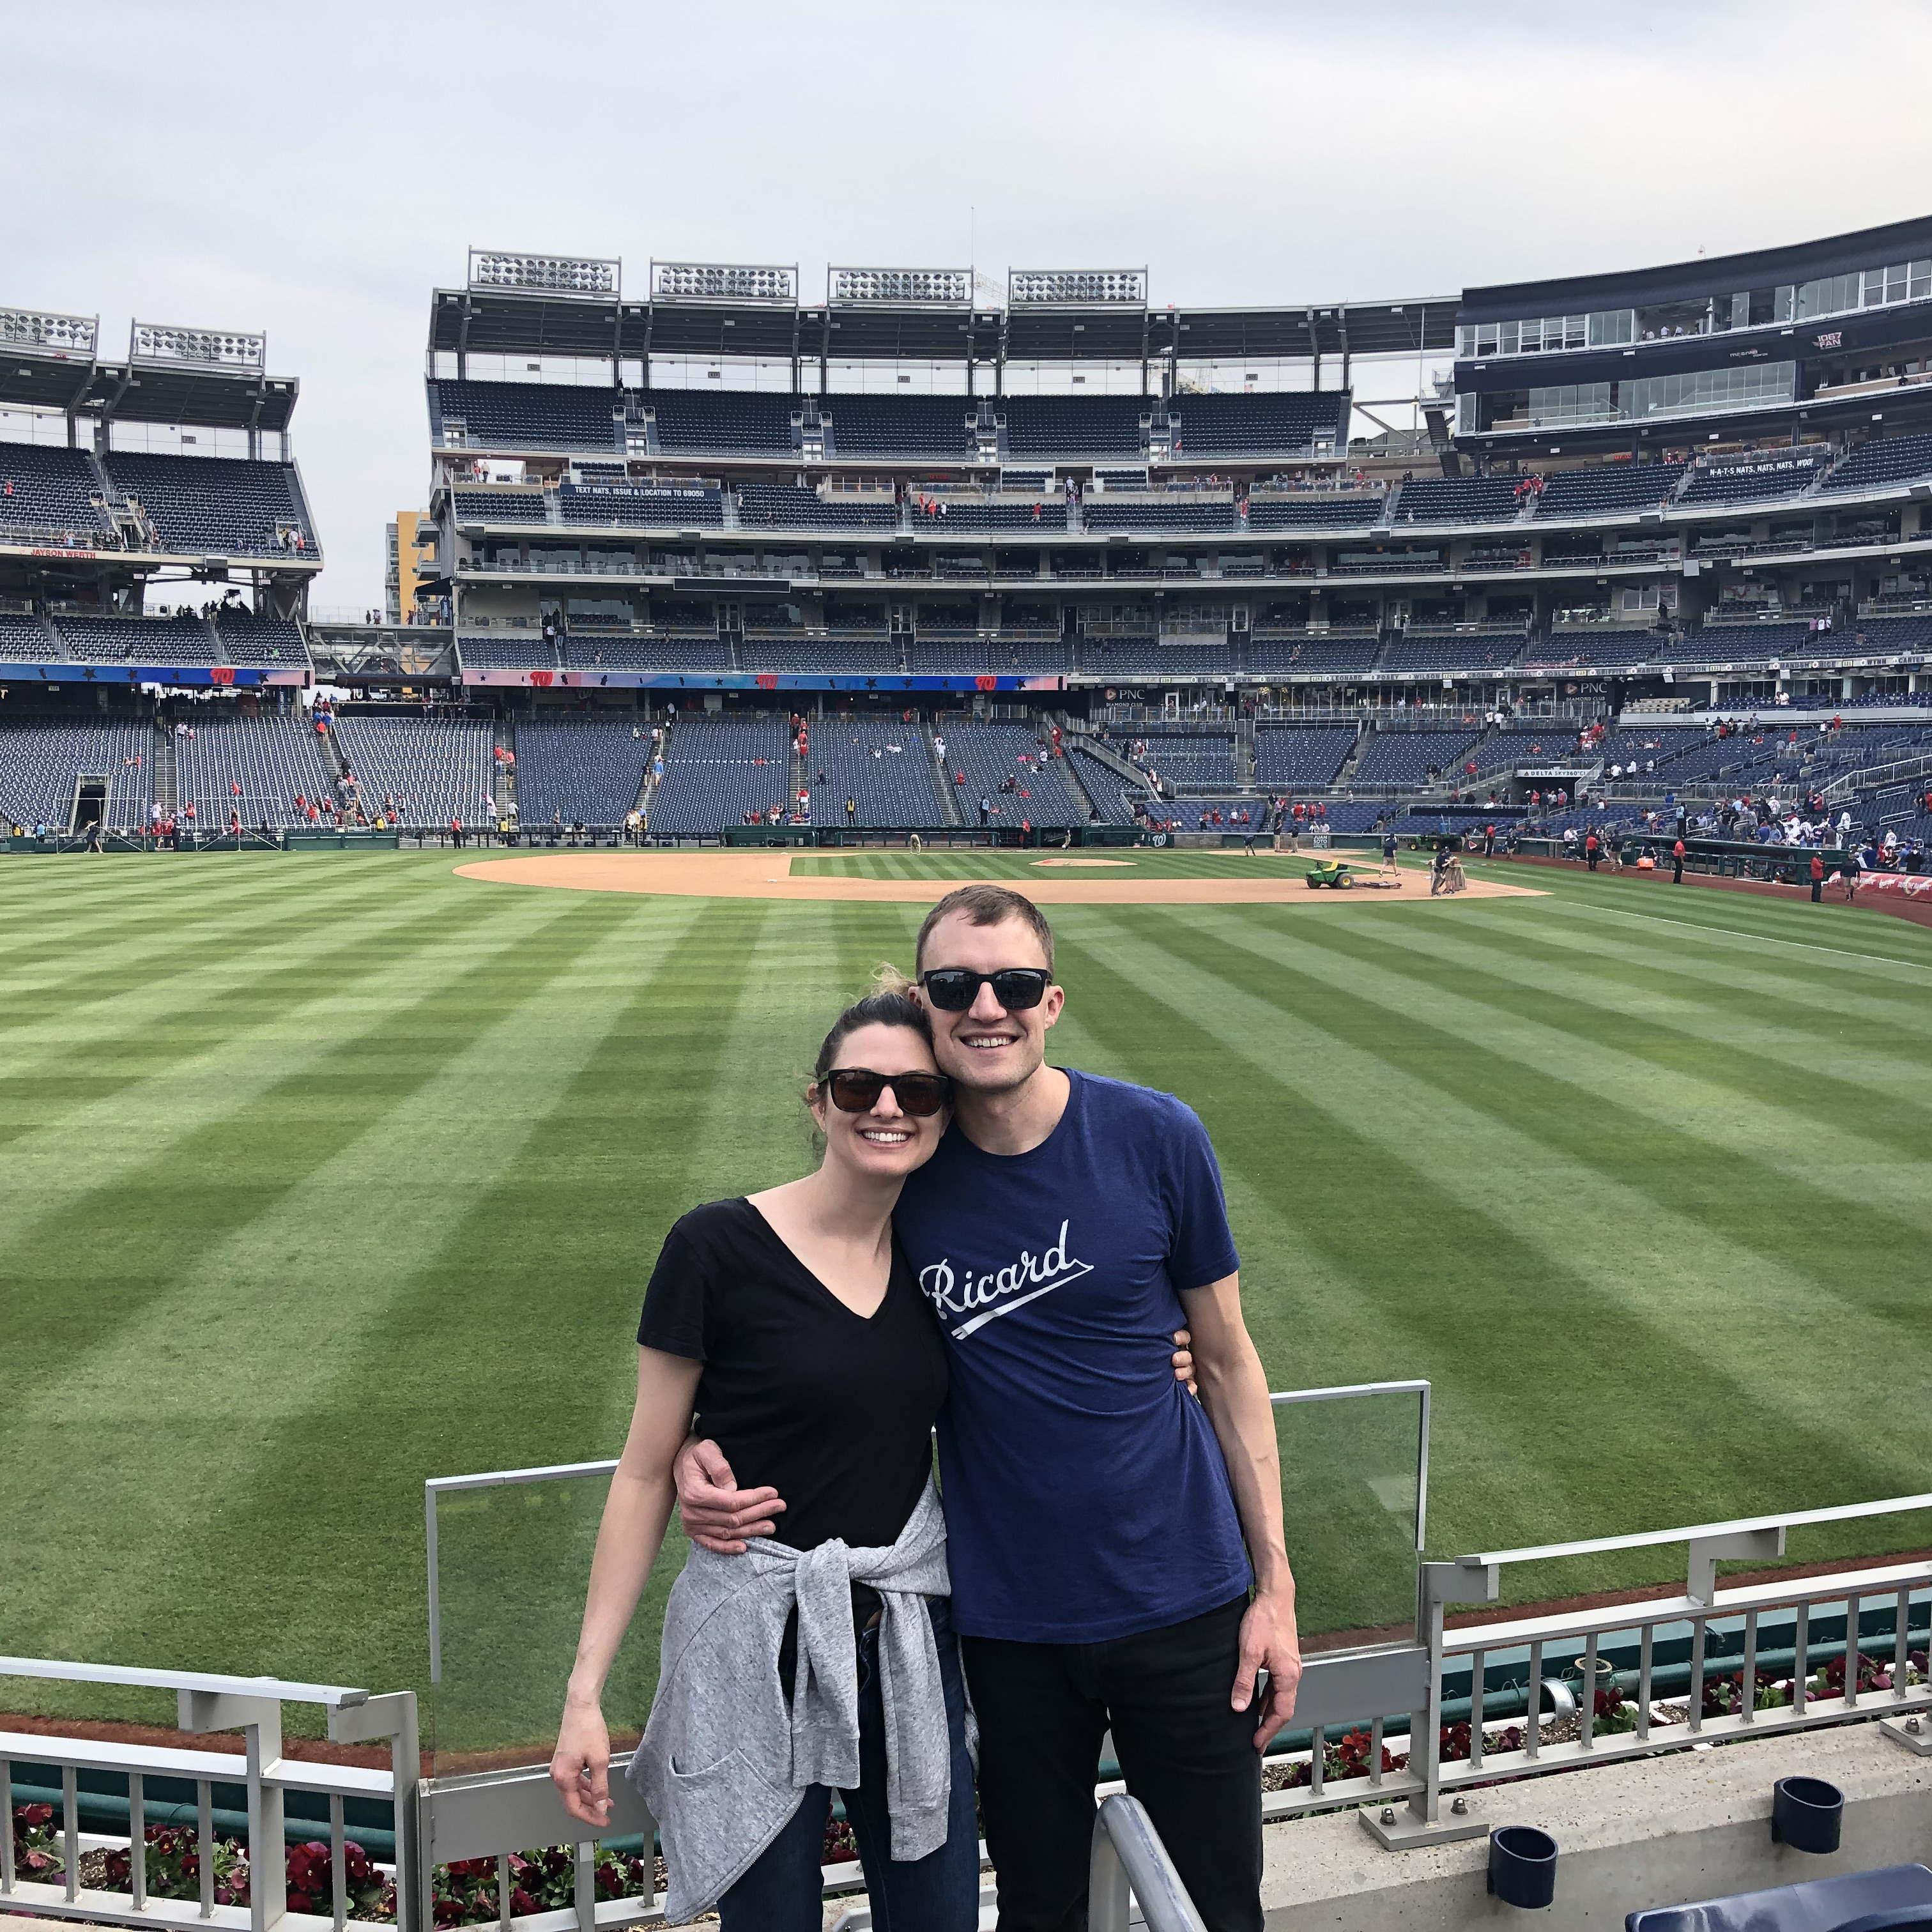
[919,1220,1094,1339]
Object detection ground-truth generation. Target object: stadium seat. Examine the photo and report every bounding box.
[175,715,334,825]
[515,717,650,825]
[332,714,496,825]
[0,717,154,829]
[431,379,623,452]
[0,443,114,544]
[649,714,791,834]
[103,452,317,558]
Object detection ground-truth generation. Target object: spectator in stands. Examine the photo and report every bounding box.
[672,887,1292,1932]
[845,796,857,824]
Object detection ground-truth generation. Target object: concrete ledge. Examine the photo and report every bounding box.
[1261,1719,1932,1930]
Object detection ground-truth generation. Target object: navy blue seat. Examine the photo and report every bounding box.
[431,379,622,452]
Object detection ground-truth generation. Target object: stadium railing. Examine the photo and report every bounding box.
[0,1658,421,1932]
[7,1404,1929,1932]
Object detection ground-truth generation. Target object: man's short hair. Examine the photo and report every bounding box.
[916,884,1055,975]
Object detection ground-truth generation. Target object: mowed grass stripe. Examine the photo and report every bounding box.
[1205,908,1932,1197]
[1,896,705,1688]
[0,887,601,1341]
[1469,898,1932,1041]
[0,863,337,966]
[1120,904,1932,1447]
[1190,908,1931,1285]
[0,869,421,1029]
[1463,864,1932,978]
[0,884,498,1154]
[0,867,491,1077]
[1314,907,1932,1142]
[1056,913,1925,1573]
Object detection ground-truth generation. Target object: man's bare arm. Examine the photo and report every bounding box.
[1179,1273,1301,1751]
[672,1329,1200,1551]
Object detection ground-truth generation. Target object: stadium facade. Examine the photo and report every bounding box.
[4,224,1932,843]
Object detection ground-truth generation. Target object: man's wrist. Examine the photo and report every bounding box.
[1250,1553,1296,1601]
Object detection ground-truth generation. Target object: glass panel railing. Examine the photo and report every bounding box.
[424,1460,663,1774]
[1273,1381,1427,1653]
[424,1381,1430,1767]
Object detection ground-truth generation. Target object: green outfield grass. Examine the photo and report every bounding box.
[4,848,1929,1754]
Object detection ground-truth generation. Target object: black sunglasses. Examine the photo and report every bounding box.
[918,967,1053,1012]
[824,1067,953,1117]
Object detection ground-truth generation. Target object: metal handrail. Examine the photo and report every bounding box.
[1087,1795,1208,1932]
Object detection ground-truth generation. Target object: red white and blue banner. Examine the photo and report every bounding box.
[459,669,1064,693]
[0,662,309,687]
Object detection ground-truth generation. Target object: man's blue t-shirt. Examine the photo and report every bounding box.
[894,1068,1252,1643]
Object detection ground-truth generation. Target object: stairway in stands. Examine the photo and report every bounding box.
[493,717,517,823]
[925,729,965,827]
[1334,728,1370,786]
[789,725,809,821]
[636,719,666,827]
[1236,715,1257,786]
[152,723,177,817]
[1050,750,1091,821]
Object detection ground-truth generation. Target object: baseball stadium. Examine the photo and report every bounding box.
[4,211,1931,1932]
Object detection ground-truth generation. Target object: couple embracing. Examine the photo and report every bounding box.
[551,885,1300,1931]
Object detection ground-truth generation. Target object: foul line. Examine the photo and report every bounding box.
[1533,894,1932,974]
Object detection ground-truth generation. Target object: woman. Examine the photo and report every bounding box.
[550,989,979,1929]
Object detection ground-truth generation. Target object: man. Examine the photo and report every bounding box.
[678,885,1298,1931]
[1810,850,1825,904]
[1671,836,1687,884]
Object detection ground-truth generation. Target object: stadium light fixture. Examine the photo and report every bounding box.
[652,261,797,305]
[130,322,266,373]
[1008,268,1147,308]
[0,306,99,359]
[468,250,620,298]
[828,266,973,307]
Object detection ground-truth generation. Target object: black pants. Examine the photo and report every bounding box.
[1811,878,1823,901]
[962,1594,1261,1932]
[1672,859,1684,882]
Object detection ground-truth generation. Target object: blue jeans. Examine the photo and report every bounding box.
[718,1596,979,1932]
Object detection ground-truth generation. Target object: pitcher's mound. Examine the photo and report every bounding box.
[456,852,1543,906]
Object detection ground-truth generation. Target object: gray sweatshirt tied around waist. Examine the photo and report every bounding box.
[628,1480,960,1924]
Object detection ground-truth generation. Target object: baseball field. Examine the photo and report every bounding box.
[5,847,1929,1754]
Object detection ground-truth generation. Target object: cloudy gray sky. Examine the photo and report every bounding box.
[8,0,1932,613]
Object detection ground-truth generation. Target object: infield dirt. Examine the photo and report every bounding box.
[454,850,1545,905]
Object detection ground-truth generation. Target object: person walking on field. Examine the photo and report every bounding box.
[1671,836,1687,884]
[1810,850,1825,903]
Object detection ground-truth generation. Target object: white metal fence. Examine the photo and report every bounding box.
[8,1386,1929,1931]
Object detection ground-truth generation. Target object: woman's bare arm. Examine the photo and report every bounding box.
[549,1346,702,1828]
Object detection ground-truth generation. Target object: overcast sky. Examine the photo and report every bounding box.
[9,0,1932,614]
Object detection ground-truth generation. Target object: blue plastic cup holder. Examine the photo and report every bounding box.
[1488,1826,1558,1909]
[1772,1775,1843,1855]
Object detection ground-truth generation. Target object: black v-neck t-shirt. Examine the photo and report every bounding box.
[637,1197,948,1554]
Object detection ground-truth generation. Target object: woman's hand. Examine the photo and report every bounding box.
[550,1698,613,1831]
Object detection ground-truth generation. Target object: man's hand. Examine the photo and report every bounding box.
[549,1699,612,1831]
[1232,1588,1301,1752]
[673,1438,785,1554]
[1172,1327,1195,1394]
